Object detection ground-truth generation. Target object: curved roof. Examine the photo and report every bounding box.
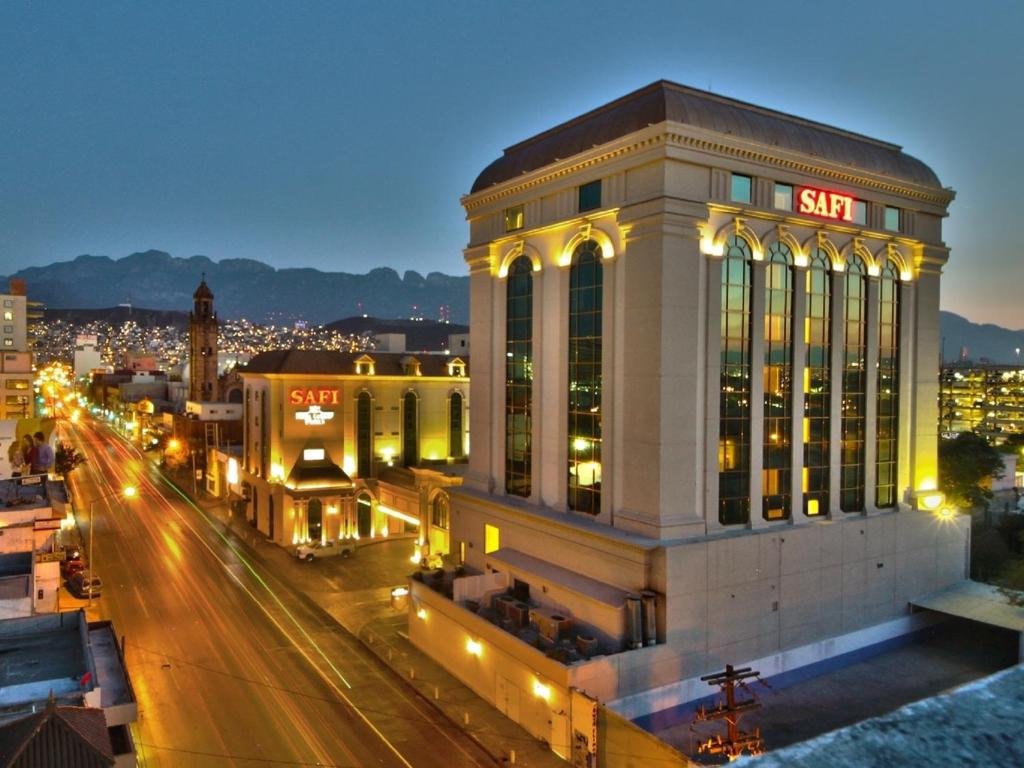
[193,279,213,300]
[471,80,942,193]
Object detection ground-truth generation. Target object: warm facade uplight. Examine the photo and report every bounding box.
[466,638,482,657]
[532,679,551,700]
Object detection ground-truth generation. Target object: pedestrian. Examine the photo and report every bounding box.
[7,440,25,477]
[21,435,35,474]
[31,432,54,475]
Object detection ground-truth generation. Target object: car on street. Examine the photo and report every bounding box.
[61,550,85,579]
[68,571,102,599]
[295,540,356,562]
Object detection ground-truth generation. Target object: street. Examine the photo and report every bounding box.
[63,416,497,768]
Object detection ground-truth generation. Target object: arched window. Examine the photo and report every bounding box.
[763,242,793,521]
[804,249,832,516]
[431,493,450,530]
[449,392,464,459]
[876,264,900,508]
[568,240,603,514]
[402,391,418,467]
[356,391,372,477]
[841,256,867,512]
[506,256,533,495]
[719,235,753,525]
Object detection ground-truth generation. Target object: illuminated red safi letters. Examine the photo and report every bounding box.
[797,187,855,222]
[288,388,340,406]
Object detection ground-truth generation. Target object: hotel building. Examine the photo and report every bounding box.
[408,81,967,755]
[239,350,468,553]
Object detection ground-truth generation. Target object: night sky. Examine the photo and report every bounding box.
[1,1,1020,327]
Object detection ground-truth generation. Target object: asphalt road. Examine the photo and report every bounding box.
[63,417,496,768]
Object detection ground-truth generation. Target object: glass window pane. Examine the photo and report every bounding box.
[731,174,752,204]
[578,180,602,212]
[774,183,793,211]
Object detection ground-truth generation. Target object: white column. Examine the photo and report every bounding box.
[897,282,915,503]
[749,259,766,529]
[791,263,809,523]
[828,270,846,518]
[540,260,570,510]
[491,275,507,495]
[911,256,945,492]
[705,253,723,533]
[529,267,544,505]
[600,256,615,526]
[864,275,880,514]
[465,253,494,493]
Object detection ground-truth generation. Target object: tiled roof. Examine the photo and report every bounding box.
[241,350,469,378]
[471,80,942,193]
[0,702,114,767]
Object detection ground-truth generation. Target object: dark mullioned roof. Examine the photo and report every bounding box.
[242,350,468,377]
[471,80,942,193]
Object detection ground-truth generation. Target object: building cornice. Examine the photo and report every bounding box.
[462,122,954,214]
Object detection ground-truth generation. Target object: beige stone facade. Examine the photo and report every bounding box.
[240,350,468,553]
[410,81,967,750]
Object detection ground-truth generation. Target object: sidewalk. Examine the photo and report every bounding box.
[191,492,567,768]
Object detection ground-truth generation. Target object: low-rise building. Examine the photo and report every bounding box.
[239,350,468,554]
[0,352,33,420]
[0,611,138,767]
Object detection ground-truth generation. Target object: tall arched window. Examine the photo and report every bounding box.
[876,264,900,508]
[763,243,793,520]
[719,235,753,525]
[804,249,832,516]
[568,240,603,514]
[841,256,867,512]
[506,255,533,495]
[431,493,450,530]
[356,391,372,477]
[449,391,464,459]
[402,391,418,467]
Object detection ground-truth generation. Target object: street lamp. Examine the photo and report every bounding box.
[85,485,138,607]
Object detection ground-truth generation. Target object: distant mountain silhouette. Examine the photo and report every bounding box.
[8,250,468,324]
[940,311,1024,365]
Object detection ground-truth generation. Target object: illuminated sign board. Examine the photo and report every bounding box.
[797,187,855,222]
[288,388,340,406]
[295,405,335,426]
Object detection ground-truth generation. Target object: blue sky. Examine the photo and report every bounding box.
[0,1,1020,327]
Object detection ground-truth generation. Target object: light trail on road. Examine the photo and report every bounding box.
[61,416,497,768]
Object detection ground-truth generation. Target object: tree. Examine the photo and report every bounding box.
[54,441,86,477]
[939,432,1004,508]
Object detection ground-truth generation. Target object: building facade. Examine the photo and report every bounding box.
[240,350,468,553]
[409,81,968,752]
[941,364,1024,439]
[0,351,33,419]
[188,277,218,402]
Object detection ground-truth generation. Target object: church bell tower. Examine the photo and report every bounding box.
[189,275,218,401]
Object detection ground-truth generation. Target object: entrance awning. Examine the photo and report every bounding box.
[911,580,1024,632]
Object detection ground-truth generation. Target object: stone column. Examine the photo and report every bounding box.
[465,249,494,494]
[749,258,767,529]
[864,275,881,514]
[897,281,915,503]
[614,202,707,538]
[911,253,947,491]
[791,263,809,523]
[540,258,569,510]
[828,269,846,518]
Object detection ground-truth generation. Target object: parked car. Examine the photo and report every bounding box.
[68,571,102,599]
[295,540,356,562]
[61,550,85,579]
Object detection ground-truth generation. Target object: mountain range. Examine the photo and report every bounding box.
[9,251,1024,364]
[6,250,468,325]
